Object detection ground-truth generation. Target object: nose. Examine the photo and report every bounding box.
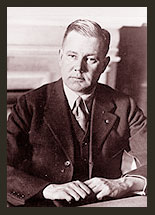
[74,58,84,72]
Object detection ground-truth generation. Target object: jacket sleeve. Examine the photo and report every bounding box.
[123,97,147,178]
[7,95,50,206]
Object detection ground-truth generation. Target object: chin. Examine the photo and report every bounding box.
[74,86,92,95]
[66,80,92,93]
[71,86,85,93]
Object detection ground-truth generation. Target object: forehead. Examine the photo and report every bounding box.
[63,31,102,54]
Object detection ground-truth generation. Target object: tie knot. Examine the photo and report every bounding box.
[74,97,88,114]
[75,96,82,106]
[73,96,89,131]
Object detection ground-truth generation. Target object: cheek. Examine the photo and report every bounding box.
[60,61,73,76]
[86,66,102,80]
[61,59,74,71]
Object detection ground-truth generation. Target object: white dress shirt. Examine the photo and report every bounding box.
[63,83,94,113]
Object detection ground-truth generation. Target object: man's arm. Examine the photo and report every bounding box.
[7,95,51,206]
[7,165,50,206]
[120,96,147,194]
[84,96,147,201]
[84,175,145,200]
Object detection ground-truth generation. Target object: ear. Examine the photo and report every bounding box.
[103,56,110,71]
[59,48,63,58]
[58,49,63,65]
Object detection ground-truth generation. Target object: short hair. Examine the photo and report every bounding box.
[62,19,110,56]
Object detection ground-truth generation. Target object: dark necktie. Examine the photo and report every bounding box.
[72,96,89,131]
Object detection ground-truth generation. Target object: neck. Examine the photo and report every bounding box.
[74,85,97,97]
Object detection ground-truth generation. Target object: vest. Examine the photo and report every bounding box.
[70,110,90,181]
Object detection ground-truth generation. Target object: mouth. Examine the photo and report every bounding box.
[70,77,85,81]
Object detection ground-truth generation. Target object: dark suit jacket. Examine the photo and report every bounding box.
[7,79,147,206]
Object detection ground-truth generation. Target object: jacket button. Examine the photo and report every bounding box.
[64,160,70,167]
[105,119,109,124]
[61,169,65,173]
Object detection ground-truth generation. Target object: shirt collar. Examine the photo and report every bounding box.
[63,83,95,111]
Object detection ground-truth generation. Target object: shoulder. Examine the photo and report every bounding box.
[97,83,131,102]
[26,81,57,98]
[97,84,147,122]
[96,83,139,112]
[17,79,61,107]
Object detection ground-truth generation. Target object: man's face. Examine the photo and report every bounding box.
[59,30,109,94]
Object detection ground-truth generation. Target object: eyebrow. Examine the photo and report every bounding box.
[66,50,98,57]
[66,51,78,54]
[87,54,98,57]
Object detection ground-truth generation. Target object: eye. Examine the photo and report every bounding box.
[87,57,98,64]
[68,54,76,59]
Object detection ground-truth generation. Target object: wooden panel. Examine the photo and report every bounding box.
[116,26,147,116]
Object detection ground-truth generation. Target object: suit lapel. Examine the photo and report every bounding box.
[43,79,74,164]
[92,85,118,155]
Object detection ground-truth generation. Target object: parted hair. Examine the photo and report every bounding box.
[62,19,110,56]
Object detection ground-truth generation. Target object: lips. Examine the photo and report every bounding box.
[70,76,84,80]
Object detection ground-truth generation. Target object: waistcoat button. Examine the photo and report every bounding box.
[64,160,70,167]
[105,119,109,124]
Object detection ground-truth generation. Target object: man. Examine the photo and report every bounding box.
[7,19,147,207]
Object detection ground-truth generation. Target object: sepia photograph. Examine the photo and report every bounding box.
[7,7,147,207]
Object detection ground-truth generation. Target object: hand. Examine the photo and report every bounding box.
[43,180,91,202]
[84,176,141,200]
